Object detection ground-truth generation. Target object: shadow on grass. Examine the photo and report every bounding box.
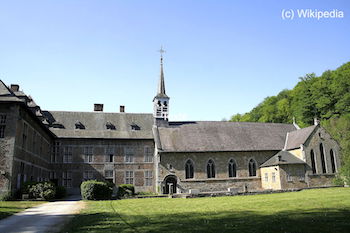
[61,207,350,233]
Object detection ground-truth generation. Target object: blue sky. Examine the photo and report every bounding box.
[0,0,349,121]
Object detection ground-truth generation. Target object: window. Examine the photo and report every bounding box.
[228,159,237,177]
[0,125,5,138]
[104,170,114,178]
[51,142,60,163]
[330,149,337,173]
[62,171,72,187]
[185,160,194,179]
[22,123,28,149]
[105,147,114,163]
[131,124,140,131]
[0,114,6,124]
[145,170,153,186]
[310,150,317,174]
[0,114,6,138]
[125,171,134,184]
[287,171,292,182]
[298,169,305,181]
[207,159,215,178]
[83,171,94,180]
[144,146,153,162]
[264,173,268,182]
[125,147,134,163]
[320,143,327,173]
[248,159,257,177]
[75,121,85,129]
[106,122,116,130]
[84,146,93,163]
[272,172,276,183]
[63,146,72,163]
[39,136,43,156]
[32,131,36,153]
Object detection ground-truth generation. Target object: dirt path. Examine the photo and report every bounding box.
[0,196,85,233]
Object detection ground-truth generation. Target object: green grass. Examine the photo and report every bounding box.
[62,187,350,233]
[0,201,46,220]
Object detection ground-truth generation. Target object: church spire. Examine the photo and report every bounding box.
[153,46,170,121]
[156,46,168,98]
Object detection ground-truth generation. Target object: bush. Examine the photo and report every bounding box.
[80,180,112,200]
[136,191,157,196]
[55,186,66,199]
[21,181,39,197]
[117,184,135,198]
[0,191,12,201]
[29,182,56,200]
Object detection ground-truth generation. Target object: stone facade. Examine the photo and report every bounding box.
[158,151,277,193]
[52,138,155,194]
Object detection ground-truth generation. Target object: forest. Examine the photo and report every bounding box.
[230,62,350,184]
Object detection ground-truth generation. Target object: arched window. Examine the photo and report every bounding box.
[310,150,316,174]
[320,143,327,173]
[185,160,194,179]
[228,159,237,177]
[207,159,215,178]
[248,159,257,177]
[330,149,336,173]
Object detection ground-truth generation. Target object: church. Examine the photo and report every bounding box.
[0,54,341,196]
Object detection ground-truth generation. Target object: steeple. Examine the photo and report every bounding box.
[153,47,170,121]
[155,47,168,99]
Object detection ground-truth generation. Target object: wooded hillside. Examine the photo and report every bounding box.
[230,62,350,183]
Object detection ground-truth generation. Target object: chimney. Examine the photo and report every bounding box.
[314,117,320,126]
[120,105,125,113]
[94,104,103,112]
[10,84,19,92]
[276,155,282,162]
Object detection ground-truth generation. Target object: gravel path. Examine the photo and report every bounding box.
[0,196,85,233]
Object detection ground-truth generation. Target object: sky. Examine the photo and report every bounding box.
[0,0,349,121]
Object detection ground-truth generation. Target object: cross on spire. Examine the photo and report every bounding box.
[158,46,166,63]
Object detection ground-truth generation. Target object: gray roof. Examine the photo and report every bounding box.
[156,121,297,152]
[285,125,317,150]
[0,80,23,103]
[260,150,306,167]
[43,111,154,139]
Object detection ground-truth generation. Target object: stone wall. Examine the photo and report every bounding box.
[303,126,340,185]
[158,151,278,193]
[0,103,19,194]
[53,138,155,194]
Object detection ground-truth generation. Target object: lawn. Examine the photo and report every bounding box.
[62,187,350,233]
[0,201,46,220]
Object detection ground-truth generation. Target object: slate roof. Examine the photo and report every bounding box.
[42,111,154,139]
[284,125,317,150]
[260,150,306,167]
[0,80,23,103]
[155,121,297,152]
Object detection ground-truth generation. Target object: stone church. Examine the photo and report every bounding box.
[0,55,341,195]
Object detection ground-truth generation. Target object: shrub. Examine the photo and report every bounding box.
[55,186,67,199]
[21,181,39,197]
[80,180,112,200]
[0,191,12,201]
[136,191,157,196]
[29,182,56,200]
[117,184,135,198]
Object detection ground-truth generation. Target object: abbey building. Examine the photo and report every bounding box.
[0,56,341,195]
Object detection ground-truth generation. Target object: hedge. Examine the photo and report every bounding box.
[80,180,112,200]
[117,184,135,198]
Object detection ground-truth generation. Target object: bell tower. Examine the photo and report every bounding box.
[153,47,170,122]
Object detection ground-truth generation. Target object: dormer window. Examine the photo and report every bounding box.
[106,122,116,130]
[131,124,140,131]
[75,121,85,130]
